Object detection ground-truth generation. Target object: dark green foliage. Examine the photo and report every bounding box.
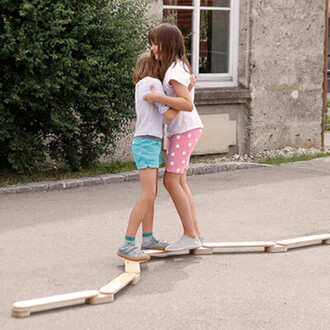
[0,0,150,172]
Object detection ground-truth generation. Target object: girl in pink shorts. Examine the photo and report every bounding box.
[144,23,204,252]
[166,128,202,174]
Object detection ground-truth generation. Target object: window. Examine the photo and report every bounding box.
[163,0,240,87]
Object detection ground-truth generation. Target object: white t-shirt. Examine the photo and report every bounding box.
[134,77,170,139]
[163,61,203,137]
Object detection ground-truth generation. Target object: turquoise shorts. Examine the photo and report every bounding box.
[132,137,162,169]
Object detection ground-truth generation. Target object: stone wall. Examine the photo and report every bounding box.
[112,0,326,161]
[244,0,326,154]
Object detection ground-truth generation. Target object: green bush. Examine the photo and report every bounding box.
[326,101,330,131]
[0,0,151,172]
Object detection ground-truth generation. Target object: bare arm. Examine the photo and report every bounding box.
[144,81,194,112]
[162,108,179,122]
[188,74,196,92]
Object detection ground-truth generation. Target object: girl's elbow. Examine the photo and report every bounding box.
[167,114,175,122]
[187,102,194,112]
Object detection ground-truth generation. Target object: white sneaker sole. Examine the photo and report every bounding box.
[165,243,201,252]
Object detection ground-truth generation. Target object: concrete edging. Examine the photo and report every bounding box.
[0,162,271,195]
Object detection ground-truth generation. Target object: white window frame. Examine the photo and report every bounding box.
[163,0,240,88]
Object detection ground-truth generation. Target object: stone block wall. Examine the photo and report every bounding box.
[242,0,326,154]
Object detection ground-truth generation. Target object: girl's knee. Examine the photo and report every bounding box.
[140,194,156,206]
[179,177,187,188]
[163,174,171,191]
[163,174,178,192]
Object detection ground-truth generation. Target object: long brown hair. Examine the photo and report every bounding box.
[148,23,192,81]
[132,52,159,85]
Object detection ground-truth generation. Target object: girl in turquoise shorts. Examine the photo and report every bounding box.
[117,52,180,261]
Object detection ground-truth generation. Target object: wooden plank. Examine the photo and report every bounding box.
[276,234,330,248]
[99,273,137,295]
[265,244,288,253]
[125,260,140,273]
[129,274,140,285]
[190,247,213,255]
[12,309,30,318]
[144,248,200,257]
[203,241,276,249]
[12,290,99,318]
[12,290,98,310]
[144,247,215,257]
[86,293,114,305]
[143,249,167,255]
[143,249,172,257]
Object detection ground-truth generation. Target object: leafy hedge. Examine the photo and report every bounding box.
[0,0,151,172]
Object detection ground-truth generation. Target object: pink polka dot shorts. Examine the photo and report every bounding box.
[166,128,202,174]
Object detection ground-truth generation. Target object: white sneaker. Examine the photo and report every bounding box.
[165,235,202,252]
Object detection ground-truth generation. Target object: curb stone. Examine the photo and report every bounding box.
[62,179,84,189]
[49,181,65,191]
[189,163,207,175]
[0,162,270,195]
[227,163,238,171]
[120,171,140,182]
[99,174,125,184]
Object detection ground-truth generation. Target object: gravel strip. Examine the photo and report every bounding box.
[215,146,329,163]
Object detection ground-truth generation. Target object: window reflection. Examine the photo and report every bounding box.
[200,0,230,7]
[199,10,229,73]
[163,0,193,6]
[163,9,193,64]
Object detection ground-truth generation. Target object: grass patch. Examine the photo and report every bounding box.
[326,101,330,131]
[255,151,330,165]
[0,160,138,187]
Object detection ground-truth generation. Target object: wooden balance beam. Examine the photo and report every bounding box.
[12,260,140,317]
[88,260,140,305]
[11,234,330,318]
[275,233,330,250]
[144,240,288,257]
[12,290,99,318]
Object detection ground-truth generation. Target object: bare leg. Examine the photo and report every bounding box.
[163,170,197,238]
[142,169,158,234]
[126,168,158,237]
[179,170,201,237]
[141,205,154,234]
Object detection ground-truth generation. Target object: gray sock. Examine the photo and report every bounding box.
[142,235,154,245]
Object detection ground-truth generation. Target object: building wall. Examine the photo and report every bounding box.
[112,0,326,161]
[244,0,326,154]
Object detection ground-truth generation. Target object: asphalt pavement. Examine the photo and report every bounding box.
[1,157,330,330]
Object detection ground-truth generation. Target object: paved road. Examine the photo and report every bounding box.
[1,158,330,330]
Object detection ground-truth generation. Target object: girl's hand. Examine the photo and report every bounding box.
[188,74,196,92]
[143,86,159,104]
